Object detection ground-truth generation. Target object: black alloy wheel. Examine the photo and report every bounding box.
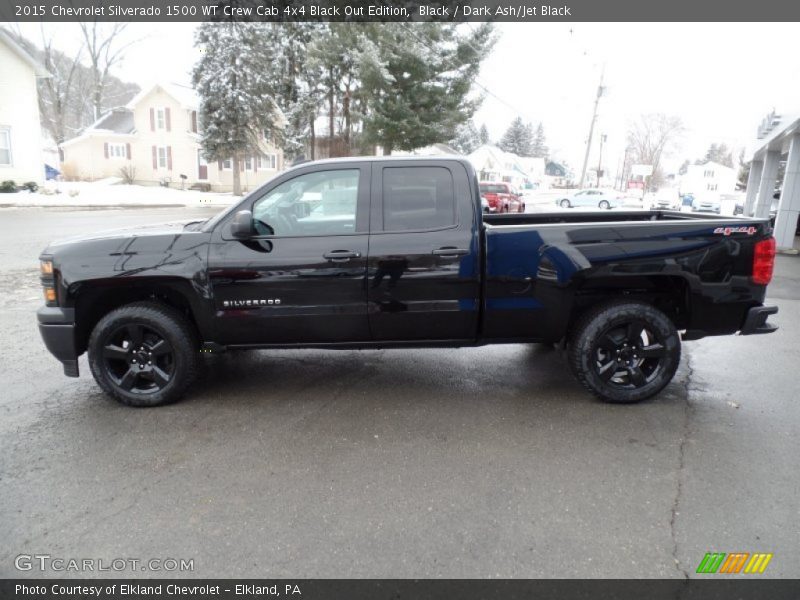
[88,302,199,407]
[101,323,175,394]
[568,301,681,403]
[592,320,665,389]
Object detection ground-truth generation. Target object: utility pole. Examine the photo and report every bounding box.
[578,65,605,189]
[596,133,607,187]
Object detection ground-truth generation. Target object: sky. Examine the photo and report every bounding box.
[11,21,800,178]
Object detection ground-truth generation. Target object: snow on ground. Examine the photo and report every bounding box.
[0,180,237,208]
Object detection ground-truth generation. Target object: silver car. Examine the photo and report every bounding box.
[692,197,721,214]
[556,189,622,209]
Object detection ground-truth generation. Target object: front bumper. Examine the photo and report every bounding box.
[37,306,79,377]
[740,305,778,335]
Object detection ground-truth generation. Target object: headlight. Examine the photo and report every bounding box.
[40,259,53,276]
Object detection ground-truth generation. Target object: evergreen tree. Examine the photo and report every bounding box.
[531,122,549,158]
[193,23,283,195]
[359,23,494,154]
[498,117,533,156]
[703,143,734,168]
[308,23,366,156]
[450,120,482,154]
[478,123,490,145]
[261,23,324,160]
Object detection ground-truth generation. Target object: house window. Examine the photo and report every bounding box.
[258,153,277,170]
[707,183,718,191]
[109,143,126,159]
[0,128,11,166]
[157,146,169,169]
[704,169,715,178]
[156,108,167,130]
[244,156,252,171]
[222,158,232,170]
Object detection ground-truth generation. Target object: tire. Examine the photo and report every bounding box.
[560,199,571,208]
[568,301,680,404]
[599,200,610,209]
[88,302,200,407]
[519,203,526,213]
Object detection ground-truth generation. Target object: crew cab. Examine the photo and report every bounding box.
[37,157,778,407]
[479,181,524,213]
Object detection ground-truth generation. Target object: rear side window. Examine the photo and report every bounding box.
[383,167,456,231]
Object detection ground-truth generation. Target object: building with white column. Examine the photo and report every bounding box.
[745,110,800,251]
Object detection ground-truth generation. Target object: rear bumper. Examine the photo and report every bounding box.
[37,306,79,377]
[740,305,778,335]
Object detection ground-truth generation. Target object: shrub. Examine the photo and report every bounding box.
[119,165,136,185]
[60,162,80,182]
[0,180,17,193]
[22,181,39,193]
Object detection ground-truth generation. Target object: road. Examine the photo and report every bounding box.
[1,206,798,578]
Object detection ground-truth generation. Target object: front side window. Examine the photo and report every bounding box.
[383,167,456,231]
[252,169,359,237]
[0,128,11,166]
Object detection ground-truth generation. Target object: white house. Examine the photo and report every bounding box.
[681,160,737,201]
[0,29,49,185]
[61,82,284,192]
[467,145,546,189]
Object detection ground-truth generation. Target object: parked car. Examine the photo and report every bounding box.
[556,189,622,209]
[692,197,722,214]
[479,181,525,213]
[652,191,681,211]
[38,156,777,407]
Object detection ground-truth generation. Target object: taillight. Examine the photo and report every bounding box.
[752,237,776,285]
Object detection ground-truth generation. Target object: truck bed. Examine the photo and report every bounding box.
[480,208,772,342]
[483,209,748,226]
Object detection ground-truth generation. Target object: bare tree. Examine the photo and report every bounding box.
[79,23,139,121]
[627,114,685,188]
[37,26,85,146]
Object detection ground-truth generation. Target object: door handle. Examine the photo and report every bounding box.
[324,250,361,262]
[432,247,469,258]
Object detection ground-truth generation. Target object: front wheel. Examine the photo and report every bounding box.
[560,199,571,208]
[568,301,680,403]
[88,302,199,407]
[599,200,610,209]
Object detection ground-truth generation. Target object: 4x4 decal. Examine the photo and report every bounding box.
[713,226,758,236]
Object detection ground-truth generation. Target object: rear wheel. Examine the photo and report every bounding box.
[88,302,199,407]
[568,301,680,403]
[599,200,610,209]
[560,199,571,208]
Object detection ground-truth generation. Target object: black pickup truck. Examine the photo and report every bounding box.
[38,157,778,407]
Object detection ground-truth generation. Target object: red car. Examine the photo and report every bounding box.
[479,182,525,213]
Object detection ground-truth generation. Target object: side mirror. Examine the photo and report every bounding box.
[230,210,254,238]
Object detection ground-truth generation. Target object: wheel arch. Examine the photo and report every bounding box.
[73,278,209,355]
[569,274,692,337]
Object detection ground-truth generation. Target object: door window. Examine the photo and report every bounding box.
[252,169,360,237]
[382,167,456,231]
